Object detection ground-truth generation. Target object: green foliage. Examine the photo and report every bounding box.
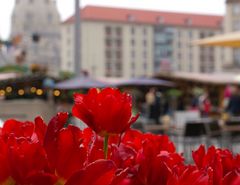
[59,71,75,80]
[0,65,29,73]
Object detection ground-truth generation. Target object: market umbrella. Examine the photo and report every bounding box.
[193,31,240,48]
[112,77,174,87]
[54,76,111,90]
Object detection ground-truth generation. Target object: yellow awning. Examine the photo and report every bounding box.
[193,31,240,48]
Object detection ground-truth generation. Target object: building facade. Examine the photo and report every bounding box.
[11,0,61,76]
[61,6,223,78]
[224,0,240,71]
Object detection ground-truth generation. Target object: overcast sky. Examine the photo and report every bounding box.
[0,0,226,39]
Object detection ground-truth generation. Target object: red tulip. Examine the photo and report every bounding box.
[43,113,87,181]
[168,166,209,185]
[1,119,34,141]
[222,169,240,185]
[34,116,47,145]
[7,137,54,185]
[0,138,10,184]
[65,160,117,185]
[43,112,68,170]
[72,88,139,136]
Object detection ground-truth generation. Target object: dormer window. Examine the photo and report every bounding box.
[217,20,223,28]
[157,16,165,24]
[127,14,136,22]
[185,18,192,26]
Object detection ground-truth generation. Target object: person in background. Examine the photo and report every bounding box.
[199,92,212,117]
[145,88,156,121]
[227,86,240,116]
[154,91,162,124]
[145,88,161,124]
[223,85,232,109]
[191,94,199,111]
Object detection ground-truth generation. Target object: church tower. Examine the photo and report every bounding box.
[11,0,61,76]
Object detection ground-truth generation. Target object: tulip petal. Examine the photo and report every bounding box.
[65,160,117,185]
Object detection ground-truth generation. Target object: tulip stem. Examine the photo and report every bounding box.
[104,135,109,159]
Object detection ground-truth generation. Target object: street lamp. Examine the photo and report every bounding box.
[74,0,81,75]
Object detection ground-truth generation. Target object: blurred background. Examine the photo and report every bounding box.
[1,0,240,161]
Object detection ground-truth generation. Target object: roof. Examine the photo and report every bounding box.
[193,31,240,48]
[63,6,223,29]
[226,0,240,3]
[157,72,240,85]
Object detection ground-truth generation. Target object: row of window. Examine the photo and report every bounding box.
[105,27,122,36]
[16,0,51,4]
[105,26,148,36]
[105,50,149,60]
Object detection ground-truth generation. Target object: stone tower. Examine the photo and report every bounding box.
[11,0,61,76]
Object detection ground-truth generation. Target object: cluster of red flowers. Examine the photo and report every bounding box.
[1,88,240,185]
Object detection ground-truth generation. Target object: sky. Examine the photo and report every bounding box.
[0,0,226,40]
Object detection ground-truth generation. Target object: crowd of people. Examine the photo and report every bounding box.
[142,85,240,125]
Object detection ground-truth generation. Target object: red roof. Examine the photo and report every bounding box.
[63,6,223,29]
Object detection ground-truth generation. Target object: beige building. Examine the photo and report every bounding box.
[11,0,61,76]
[61,6,223,78]
[224,0,240,71]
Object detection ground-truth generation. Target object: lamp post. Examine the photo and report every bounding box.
[74,0,81,75]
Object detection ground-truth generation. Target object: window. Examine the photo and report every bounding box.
[131,39,135,46]
[143,28,147,35]
[116,27,122,36]
[105,50,112,59]
[178,42,181,48]
[156,16,164,24]
[12,14,16,24]
[131,62,135,70]
[200,32,205,38]
[106,61,111,70]
[233,20,240,31]
[25,12,33,22]
[189,63,193,72]
[66,38,71,45]
[67,50,71,58]
[131,27,135,35]
[233,4,240,15]
[116,51,122,59]
[68,61,72,68]
[178,30,181,38]
[185,18,192,26]
[143,40,147,47]
[189,53,193,60]
[105,39,112,47]
[23,24,30,32]
[67,26,71,33]
[188,30,192,38]
[116,39,122,47]
[116,62,122,70]
[143,51,147,59]
[127,14,135,22]
[208,32,214,37]
[105,26,111,35]
[48,13,53,23]
[131,51,135,59]
[178,53,182,60]
[143,62,147,70]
